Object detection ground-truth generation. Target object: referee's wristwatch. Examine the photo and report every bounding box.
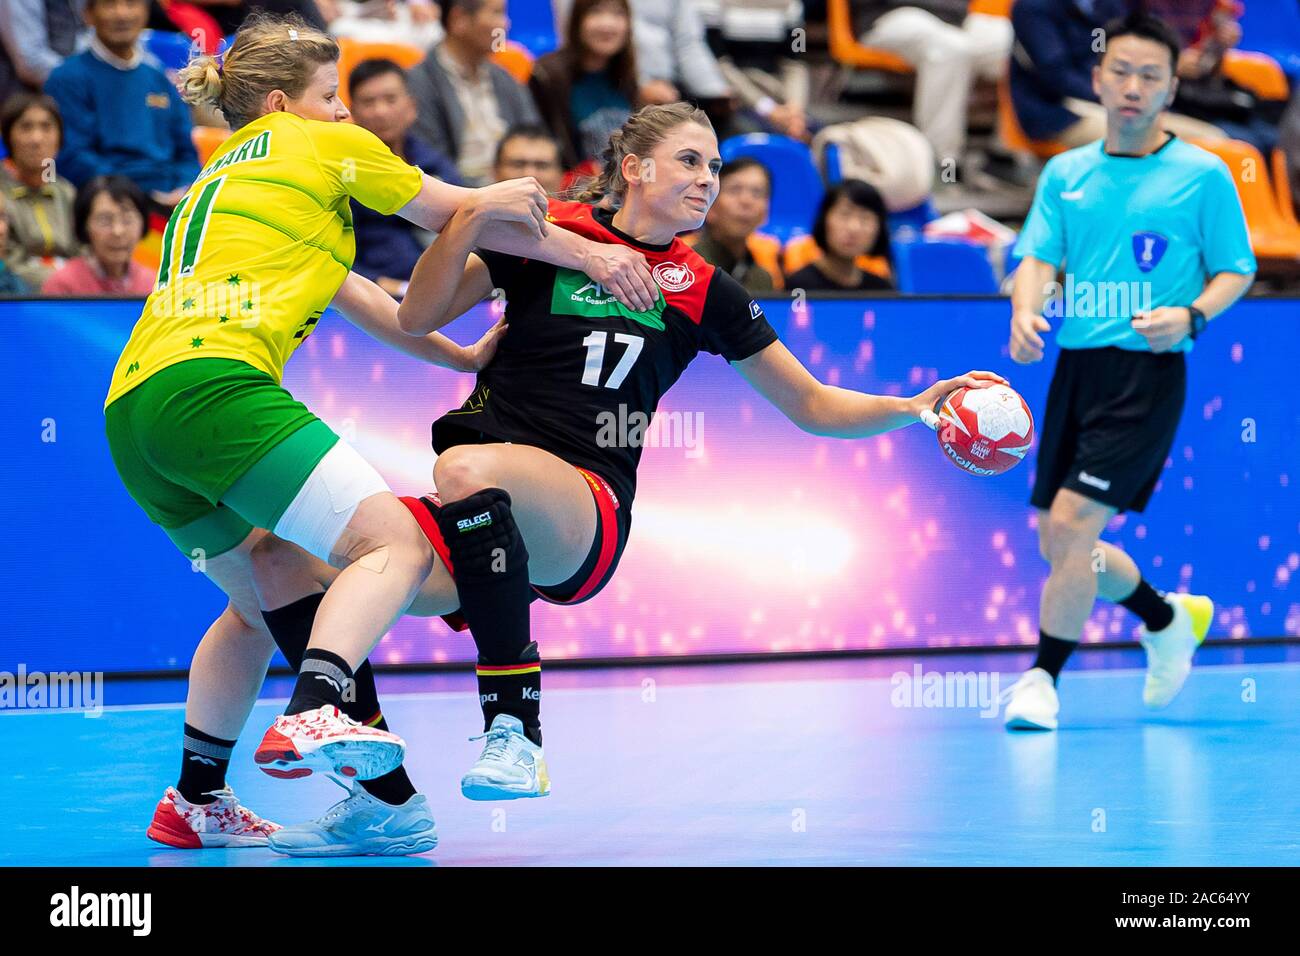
[1186,305,1208,340]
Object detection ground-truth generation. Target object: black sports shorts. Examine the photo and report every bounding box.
[1030,346,1186,514]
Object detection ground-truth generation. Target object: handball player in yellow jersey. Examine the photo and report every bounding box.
[104,11,658,850]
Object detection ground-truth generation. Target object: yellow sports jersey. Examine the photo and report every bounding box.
[105,111,423,406]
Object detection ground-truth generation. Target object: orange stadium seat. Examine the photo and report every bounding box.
[968,0,1013,16]
[747,232,784,289]
[1221,50,1289,102]
[781,234,893,281]
[1188,137,1300,262]
[191,125,231,166]
[493,40,535,85]
[336,38,426,107]
[997,76,1067,159]
[826,0,913,74]
[1270,147,1300,230]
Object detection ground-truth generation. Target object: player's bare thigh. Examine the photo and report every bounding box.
[432,442,598,587]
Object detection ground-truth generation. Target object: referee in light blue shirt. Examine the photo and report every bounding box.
[1001,12,1256,732]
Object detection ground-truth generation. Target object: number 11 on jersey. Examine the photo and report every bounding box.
[581,330,643,389]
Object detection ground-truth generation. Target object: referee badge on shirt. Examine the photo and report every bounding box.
[1131,232,1168,273]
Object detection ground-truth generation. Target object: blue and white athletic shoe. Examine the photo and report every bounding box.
[268,780,438,858]
[461,714,551,801]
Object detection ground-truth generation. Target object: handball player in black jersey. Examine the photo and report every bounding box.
[253,103,1006,814]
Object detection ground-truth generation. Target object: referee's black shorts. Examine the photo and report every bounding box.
[1030,346,1186,514]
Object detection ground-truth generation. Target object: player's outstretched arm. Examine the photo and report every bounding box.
[331,271,503,372]
[733,340,1006,439]
[396,195,499,336]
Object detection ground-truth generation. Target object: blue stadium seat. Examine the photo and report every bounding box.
[890,239,998,294]
[1238,0,1300,81]
[144,29,197,72]
[508,0,558,57]
[719,133,825,243]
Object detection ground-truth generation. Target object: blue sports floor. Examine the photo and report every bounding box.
[2,648,1298,867]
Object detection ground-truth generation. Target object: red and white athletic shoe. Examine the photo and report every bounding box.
[146,786,280,849]
[254,704,406,781]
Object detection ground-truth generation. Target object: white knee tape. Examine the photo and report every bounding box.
[273,439,390,562]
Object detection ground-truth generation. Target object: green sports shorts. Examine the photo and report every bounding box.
[104,358,339,558]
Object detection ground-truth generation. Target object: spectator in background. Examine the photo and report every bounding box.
[627,0,734,118]
[530,0,639,171]
[348,57,461,298]
[1140,0,1278,154]
[851,1,1012,168]
[1011,0,1225,148]
[407,0,541,186]
[44,0,199,209]
[492,124,565,194]
[43,174,154,294]
[0,92,79,288]
[691,156,777,292]
[708,0,812,141]
[318,0,445,49]
[0,193,34,294]
[0,0,87,105]
[786,179,893,292]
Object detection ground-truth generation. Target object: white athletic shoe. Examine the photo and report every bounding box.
[254,704,406,781]
[460,714,551,801]
[1002,668,1060,731]
[268,780,438,858]
[1140,592,1213,709]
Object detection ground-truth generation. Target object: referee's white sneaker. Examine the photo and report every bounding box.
[1140,592,1213,709]
[1002,668,1060,731]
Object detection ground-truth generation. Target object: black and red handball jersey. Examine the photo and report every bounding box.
[431,199,779,510]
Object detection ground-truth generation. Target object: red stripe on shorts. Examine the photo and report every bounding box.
[557,467,619,605]
[398,494,468,632]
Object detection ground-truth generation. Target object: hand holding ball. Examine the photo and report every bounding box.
[922,383,1034,476]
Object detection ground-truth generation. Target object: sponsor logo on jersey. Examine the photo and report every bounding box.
[457,512,493,533]
[1077,470,1112,491]
[1131,232,1168,273]
[749,300,763,320]
[652,261,695,292]
[551,268,666,330]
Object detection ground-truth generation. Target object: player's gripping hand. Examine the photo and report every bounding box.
[452,316,508,372]
[912,370,1008,427]
[464,177,550,238]
[1010,308,1051,364]
[1131,307,1191,353]
[581,243,658,312]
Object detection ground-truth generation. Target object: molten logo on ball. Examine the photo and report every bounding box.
[936,384,1034,476]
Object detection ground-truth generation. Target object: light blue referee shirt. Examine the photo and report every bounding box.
[1012,134,1256,352]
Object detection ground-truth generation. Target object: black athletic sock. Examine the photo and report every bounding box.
[433,488,539,744]
[286,648,354,715]
[178,723,236,804]
[476,642,542,746]
[1118,578,1175,632]
[1033,631,1077,684]
[263,594,418,805]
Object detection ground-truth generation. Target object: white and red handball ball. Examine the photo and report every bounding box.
[933,383,1034,477]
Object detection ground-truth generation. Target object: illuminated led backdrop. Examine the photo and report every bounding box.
[4,297,1296,673]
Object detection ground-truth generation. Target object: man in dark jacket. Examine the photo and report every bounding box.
[348,57,461,299]
[1010,0,1224,146]
[406,0,541,186]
